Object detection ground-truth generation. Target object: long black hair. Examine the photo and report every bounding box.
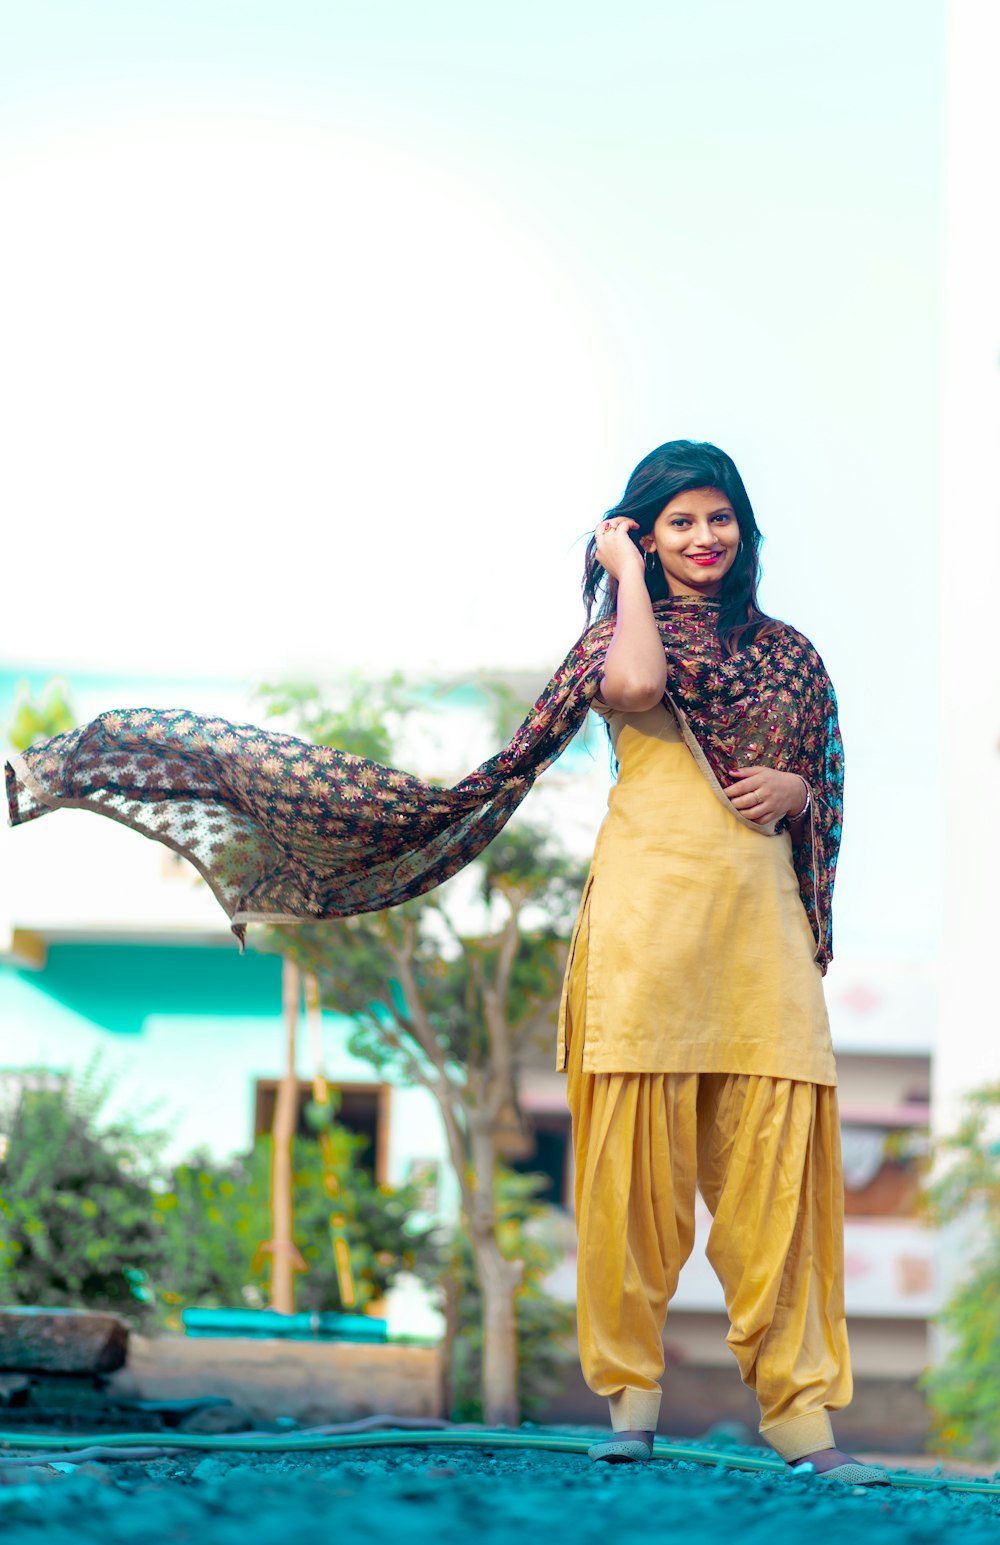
[581,439,779,655]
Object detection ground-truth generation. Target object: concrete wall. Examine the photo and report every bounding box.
[109,1333,443,1426]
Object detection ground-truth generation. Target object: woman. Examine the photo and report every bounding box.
[4,437,873,1480]
[560,439,874,1481]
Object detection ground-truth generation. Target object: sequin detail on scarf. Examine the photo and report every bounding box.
[4,599,843,968]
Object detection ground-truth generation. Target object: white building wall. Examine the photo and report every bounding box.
[935,0,1000,1140]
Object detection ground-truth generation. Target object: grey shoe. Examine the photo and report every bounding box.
[588,1438,653,1464]
[792,1460,889,1485]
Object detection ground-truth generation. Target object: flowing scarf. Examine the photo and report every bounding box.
[5,597,843,969]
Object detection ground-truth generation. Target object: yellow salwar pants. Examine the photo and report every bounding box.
[567,1017,853,1462]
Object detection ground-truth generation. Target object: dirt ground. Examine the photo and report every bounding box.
[1,1434,999,1544]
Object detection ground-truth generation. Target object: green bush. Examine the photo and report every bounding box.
[921,1240,1000,1459]
[0,1067,165,1323]
[155,1129,439,1324]
[0,1065,438,1329]
[921,1082,1000,1458]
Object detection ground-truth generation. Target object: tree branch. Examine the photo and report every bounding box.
[482,898,521,1123]
[386,916,455,1087]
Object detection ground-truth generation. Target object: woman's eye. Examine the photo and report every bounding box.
[711,513,732,523]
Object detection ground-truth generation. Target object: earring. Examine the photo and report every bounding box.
[644,548,657,567]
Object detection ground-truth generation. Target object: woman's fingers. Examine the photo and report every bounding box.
[595,518,644,579]
[724,769,774,820]
[724,765,797,821]
[595,518,639,543]
[722,776,762,798]
[733,793,774,822]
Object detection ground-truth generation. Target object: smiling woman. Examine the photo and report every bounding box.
[559,438,882,1482]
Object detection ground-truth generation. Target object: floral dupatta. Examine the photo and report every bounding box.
[5,598,844,969]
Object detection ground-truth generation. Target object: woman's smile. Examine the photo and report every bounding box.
[687,550,724,566]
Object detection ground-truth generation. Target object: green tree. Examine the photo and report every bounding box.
[921,1082,1000,1458]
[255,673,424,765]
[251,672,585,1425]
[6,678,77,751]
[0,1066,166,1322]
[257,832,582,1427]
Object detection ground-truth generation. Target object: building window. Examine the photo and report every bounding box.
[841,1120,929,1218]
[510,1111,572,1210]
[252,1080,390,1183]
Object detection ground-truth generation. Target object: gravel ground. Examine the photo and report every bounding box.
[1,1437,998,1544]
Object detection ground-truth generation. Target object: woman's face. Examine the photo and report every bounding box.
[640,485,741,599]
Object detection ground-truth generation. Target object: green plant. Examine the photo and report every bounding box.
[0,1065,167,1323]
[154,1131,439,1326]
[920,1081,1000,1458]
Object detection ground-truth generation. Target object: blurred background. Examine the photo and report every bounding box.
[1,0,997,1455]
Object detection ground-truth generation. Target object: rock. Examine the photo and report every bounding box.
[0,1465,45,1487]
[0,1309,129,1375]
[21,1371,111,1410]
[255,1414,300,1432]
[192,1456,234,1483]
[179,1403,253,1434]
[71,1462,115,1486]
[283,1463,323,1482]
[0,1373,31,1405]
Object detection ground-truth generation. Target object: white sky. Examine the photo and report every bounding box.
[0,0,946,957]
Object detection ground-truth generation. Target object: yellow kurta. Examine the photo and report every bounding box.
[556,699,836,1084]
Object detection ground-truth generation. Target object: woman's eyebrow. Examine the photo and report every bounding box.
[668,505,734,517]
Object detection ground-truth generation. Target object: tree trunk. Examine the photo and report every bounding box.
[303,968,357,1309]
[471,1229,523,1426]
[270,957,301,1314]
[438,1245,463,1419]
[468,1124,523,1426]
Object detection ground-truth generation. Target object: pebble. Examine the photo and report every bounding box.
[0,1466,55,1487]
[74,1464,115,1486]
[192,1456,233,1483]
[180,1404,254,1435]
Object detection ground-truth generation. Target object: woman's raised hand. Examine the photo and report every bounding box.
[723,767,810,824]
[594,517,645,583]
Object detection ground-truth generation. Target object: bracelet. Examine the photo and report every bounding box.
[790,779,810,821]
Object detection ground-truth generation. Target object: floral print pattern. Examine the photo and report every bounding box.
[4,598,843,968]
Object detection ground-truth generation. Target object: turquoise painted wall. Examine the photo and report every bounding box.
[0,942,415,1167]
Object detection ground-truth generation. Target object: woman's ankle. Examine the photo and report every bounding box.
[613,1428,654,1450]
[790,1446,856,1474]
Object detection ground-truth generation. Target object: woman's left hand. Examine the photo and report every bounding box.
[723,765,808,824]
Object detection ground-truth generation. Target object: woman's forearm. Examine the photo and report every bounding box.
[599,569,668,710]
